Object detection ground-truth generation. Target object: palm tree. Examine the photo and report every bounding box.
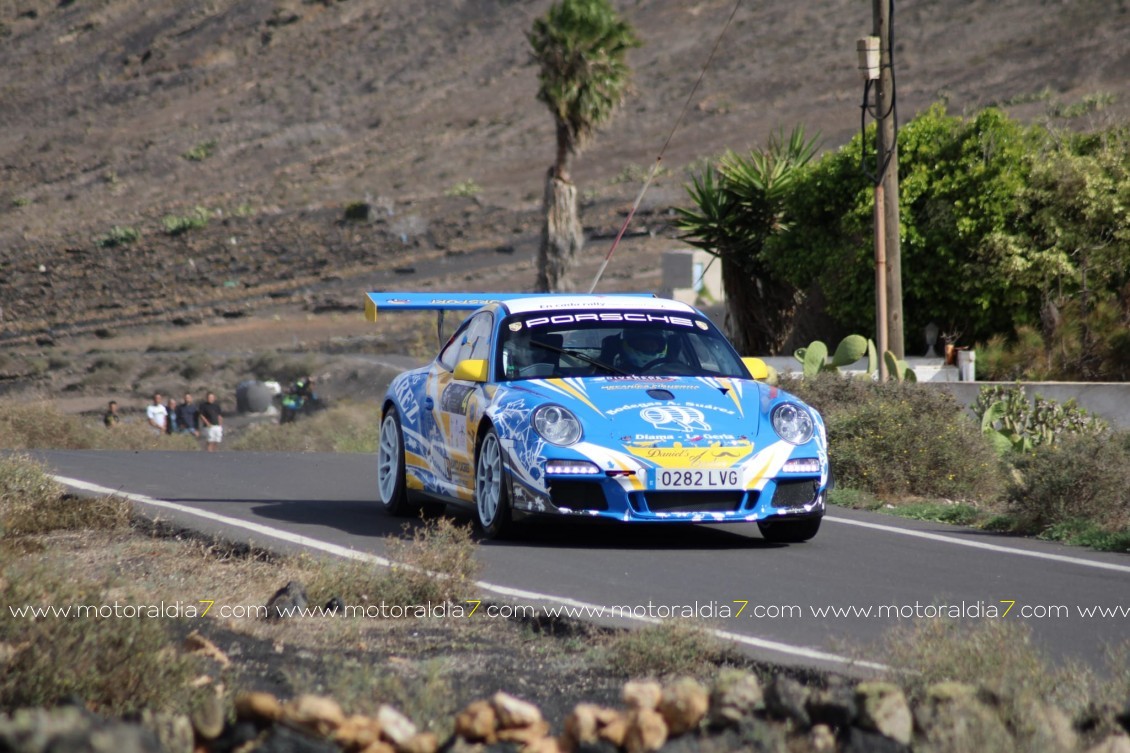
[529,0,640,292]
[675,126,820,355]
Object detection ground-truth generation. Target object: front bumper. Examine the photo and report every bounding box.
[510,471,827,524]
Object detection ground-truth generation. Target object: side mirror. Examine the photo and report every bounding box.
[742,357,770,381]
[454,359,489,382]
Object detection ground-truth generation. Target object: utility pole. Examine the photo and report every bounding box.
[874,0,904,358]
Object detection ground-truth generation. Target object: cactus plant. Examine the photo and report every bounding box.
[795,335,881,379]
[794,340,829,378]
[883,350,917,382]
[831,334,869,368]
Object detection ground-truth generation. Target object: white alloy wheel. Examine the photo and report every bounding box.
[475,428,511,538]
[377,408,412,516]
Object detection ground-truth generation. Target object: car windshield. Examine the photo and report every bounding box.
[496,309,749,380]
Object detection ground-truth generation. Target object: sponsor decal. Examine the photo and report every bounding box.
[641,405,710,432]
[441,383,476,414]
[603,376,676,382]
[600,383,700,391]
[508,322,524,331]
[606,400,666,417]
[524,312,696,328]
[393,376,422,423]
[625,445,754,469]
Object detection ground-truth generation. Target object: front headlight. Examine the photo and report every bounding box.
[532,404,582,446]
[771,403,815,445]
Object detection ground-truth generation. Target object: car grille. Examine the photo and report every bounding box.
[642,491,746,514]
[548,480,608,511]
[771,478,819,508]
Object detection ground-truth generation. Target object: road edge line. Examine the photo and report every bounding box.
[54,474,887,673]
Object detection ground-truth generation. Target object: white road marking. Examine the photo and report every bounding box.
[826,514,1130,574]
[54,475,887,673]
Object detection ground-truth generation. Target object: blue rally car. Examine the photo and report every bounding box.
[368,292,829,542]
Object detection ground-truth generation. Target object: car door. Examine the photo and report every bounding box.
[430,312,494,498]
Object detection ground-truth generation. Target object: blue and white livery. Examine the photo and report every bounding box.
[372,293,829,542]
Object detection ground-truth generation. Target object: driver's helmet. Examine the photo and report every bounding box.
[621,329,667,369]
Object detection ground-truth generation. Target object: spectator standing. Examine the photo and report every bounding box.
[177,392,200,437]
[146,393,168,433]
[198,392,223,452]
[166,397,179,434]
[103,400,120,428]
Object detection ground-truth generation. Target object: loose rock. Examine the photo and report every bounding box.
[657,678,708,736]
[855,681,913,746]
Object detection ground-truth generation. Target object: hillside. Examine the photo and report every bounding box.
[1,0,1128,349]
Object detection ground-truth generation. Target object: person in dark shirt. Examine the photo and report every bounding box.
[177,392,200,437]
[198,392,223,452]
[103,400,120,428]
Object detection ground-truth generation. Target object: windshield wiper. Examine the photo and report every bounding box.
[529,339,629,377]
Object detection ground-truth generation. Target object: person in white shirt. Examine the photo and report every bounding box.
[146,392,168,433]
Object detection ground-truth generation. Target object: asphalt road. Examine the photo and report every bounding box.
[37,449,1130,676]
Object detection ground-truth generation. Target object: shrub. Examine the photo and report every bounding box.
[162,206,210,235]
[444,179,481,198]
[182,139,217,161]
[229,403,378,453]
[0,558,196,714]
[96,225,140,248]
[288,656,455,737]
[785,374,1007,503]
[246,351,319,384]
[974,383,1108,454]
[878,619,1098,728]
[343,201,371,221]
[1006,431,1130,538]
[304,516,480,612]
[0,454,129,537]
[600,620,734,680]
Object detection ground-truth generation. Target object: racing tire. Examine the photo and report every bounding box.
[377,407,416,517]
[757,517,821,543]
[474,427,512,539]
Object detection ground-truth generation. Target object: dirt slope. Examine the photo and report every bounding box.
[1,0,1128,346]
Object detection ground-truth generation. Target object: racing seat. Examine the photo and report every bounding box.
[599,334,621,366]
[528,333,563,375]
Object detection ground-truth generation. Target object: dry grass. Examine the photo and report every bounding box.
[0,539,198,715]
[0,453,130,537]
[0,400,198,451]
[229,402,379,453]
[598,619,739,681]
[303,516,481,612]
[877,618,1101,728]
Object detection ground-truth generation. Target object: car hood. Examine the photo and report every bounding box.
[506,375,783,465]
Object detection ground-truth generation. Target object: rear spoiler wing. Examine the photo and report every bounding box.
[366,292,577,346]
[363,292,540,322]
[364,291,657,345]
[364,293,545,344]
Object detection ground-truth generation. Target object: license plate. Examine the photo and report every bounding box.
[655,468,741,490]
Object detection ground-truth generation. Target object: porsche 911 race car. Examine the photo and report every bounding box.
[368,292,829,542]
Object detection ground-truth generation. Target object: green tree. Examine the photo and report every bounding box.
[528,0,640,292]
[766,105,1052,348]
[674,127,819,355]
[1003,129,1130,377]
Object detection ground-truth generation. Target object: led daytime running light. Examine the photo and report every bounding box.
[545,460,601,475]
